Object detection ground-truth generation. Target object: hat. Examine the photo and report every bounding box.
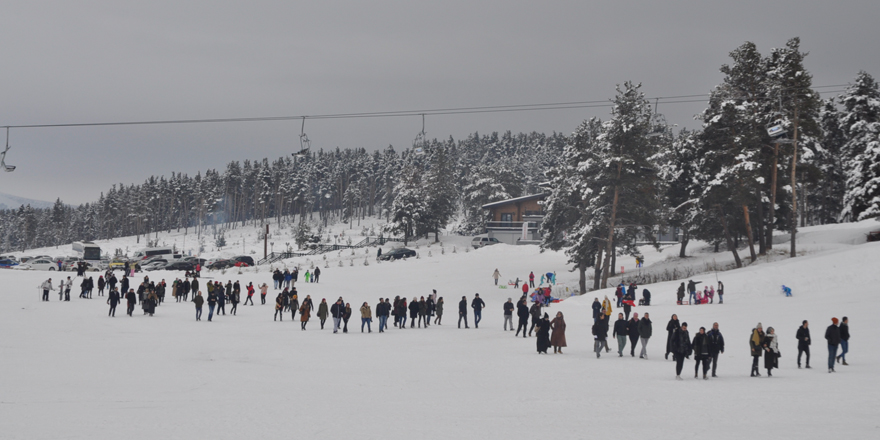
[756,322,763,329]
[832,317,839,324]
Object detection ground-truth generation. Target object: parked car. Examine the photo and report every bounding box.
[207,259,234,270]
[164,261,195,271]
[868,230,880,242]
[182,257,208,266]
[14,258,57,271]
[231,256,255,266]
[0,259,18,268]
[142,261,168,271]
[378,248,417,261]
[471,236,501,249]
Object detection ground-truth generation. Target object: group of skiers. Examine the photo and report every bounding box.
[676,280,724,305]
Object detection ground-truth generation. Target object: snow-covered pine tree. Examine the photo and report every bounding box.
[839,71,880,221]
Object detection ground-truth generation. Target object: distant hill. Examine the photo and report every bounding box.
[0,192,54,210]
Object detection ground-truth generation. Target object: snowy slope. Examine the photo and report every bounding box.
[0,221,878,439]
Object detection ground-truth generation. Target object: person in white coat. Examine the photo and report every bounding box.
[41,279,54,301]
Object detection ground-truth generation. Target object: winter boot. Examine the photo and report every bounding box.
[842,360,849,366]
[675,375,682,381]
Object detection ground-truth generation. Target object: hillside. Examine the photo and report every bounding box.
[0,191,53,210]
[0,219,877,439]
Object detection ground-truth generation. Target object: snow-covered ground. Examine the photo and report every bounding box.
[1,220,878,439]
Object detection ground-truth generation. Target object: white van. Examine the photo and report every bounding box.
[133,247,174,260]
[471,235,501,249]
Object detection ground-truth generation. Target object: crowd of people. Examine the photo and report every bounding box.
[37,267,852,380]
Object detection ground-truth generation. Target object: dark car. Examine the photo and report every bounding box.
[378,248,417,261]
[207,259,234,270]
[231,256,255,267]
[164,261,195,271]
[183,257,208,266]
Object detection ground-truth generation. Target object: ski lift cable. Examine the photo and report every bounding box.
[0,83,850,130]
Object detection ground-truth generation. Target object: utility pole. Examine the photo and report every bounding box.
[264,224,269,260]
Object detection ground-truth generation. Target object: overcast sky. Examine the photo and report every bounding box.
[2,1,878,204]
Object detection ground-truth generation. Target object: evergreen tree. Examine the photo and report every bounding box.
[839,71,880,221]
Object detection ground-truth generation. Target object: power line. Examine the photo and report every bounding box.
[0,83,853,130]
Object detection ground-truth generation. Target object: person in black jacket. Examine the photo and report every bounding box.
[591,298,601,323]
[592,314,609,358]
[376,298,388,333]
[503,298,514,331]
[825,317,841,373]
[408,298,419,328]
[796,320,811,369]
[707,322,725,377]
[665,314,680,360]
[458,296,469,329]
[692,327,710,379]
[107,288,120,317]
[98,276,106,296]
[331,298,345,333]
[673,323,692,380]
[515,299,530,338]
[627,312,640,357]
[837,317,850,366]
[471,294,486,328]
[529,302,542,336]
[125,289,136,317]
[613,313,628,357]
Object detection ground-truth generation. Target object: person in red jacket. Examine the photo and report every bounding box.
[521,282,529,296]
[244,282,255,305]
[529,272,535,288]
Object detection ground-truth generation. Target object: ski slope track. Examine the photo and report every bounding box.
[1,220,878,439]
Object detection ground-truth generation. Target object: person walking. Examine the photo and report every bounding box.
[125,289,136,316]
[529,301,541,336]
[707,322,724,377]
[837,317,850,366]
[762,327,780,377]
[601,296,613,323]
[825,318,841,373]
[796,320,811,369]
[274,293,284,321]
[550,312,567,354]
[613,313,628,357]
[229,287,239,316]
[750,323,765,377]
[207,290,217,322]
[458,296,469,329]
[692,327,710,379]
[592,313,609,358]
[397,297,408,329]
[676,282,685,304]
[591,298,601,323]
[299,299,311,330]
[638,312,652,359]
[434,297,444,325]
[342,302,352,333]
[244,282,255,306]
[331,298,344,333]
[672,323,692,380]
[318,299,329,329]
[376,298,387,332]
[313,267,321,283]
[503,298,515,331]
[193,291,204,321]
[515,298,530,338]
[216,284,226,316]
[408,297,419,328]
[41,278,54,302]
[98,276,106,296]
[666,314,680,360]
[360,302,372,333]
[717,281,724,304]
[107,288,120,317]
[536,313,551,354]
[627,312,640,357]
[260,283,269,304]
[492,269,501,286]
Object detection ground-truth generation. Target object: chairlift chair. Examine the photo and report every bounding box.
[292,117,311,158]
[646,98,668,138]
[2,129,15,172]
[412,114,427,155]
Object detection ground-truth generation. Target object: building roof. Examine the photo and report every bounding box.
[481,193,547,209]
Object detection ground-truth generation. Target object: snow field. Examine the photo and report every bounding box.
[1,221,878,439]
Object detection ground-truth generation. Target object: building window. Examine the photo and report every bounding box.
[500,213,513,226]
